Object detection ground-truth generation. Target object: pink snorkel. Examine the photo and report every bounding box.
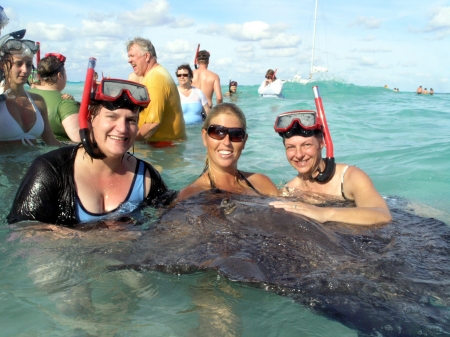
[312,86,335,182]
[78,57,105,159]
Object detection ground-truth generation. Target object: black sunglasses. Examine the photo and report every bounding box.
[206,124,246,142]
[176,73,189,78]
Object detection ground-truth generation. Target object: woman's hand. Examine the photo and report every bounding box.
[269,201,327,223]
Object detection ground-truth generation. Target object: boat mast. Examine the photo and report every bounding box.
[309,0,318,79]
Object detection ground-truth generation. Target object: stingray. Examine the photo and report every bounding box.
[8,190,450,336]
[107,190,450,337]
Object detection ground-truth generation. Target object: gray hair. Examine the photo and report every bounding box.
[126,37,157,59]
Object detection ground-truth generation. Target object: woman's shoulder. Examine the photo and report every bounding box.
[240,171,278,195]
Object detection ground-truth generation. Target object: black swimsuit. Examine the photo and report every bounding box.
[207,170,262,195]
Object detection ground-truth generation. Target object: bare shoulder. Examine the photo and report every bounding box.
[177,176,209,201]
[241,171,278,195]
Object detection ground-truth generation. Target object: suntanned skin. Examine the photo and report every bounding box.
[4,54,62,146]
[192,60,223,108]
[270,134,391,226]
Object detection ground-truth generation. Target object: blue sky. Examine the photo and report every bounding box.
[4,0,450,92]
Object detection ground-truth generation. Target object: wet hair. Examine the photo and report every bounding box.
[202,102,247,131]
[126,37,157,59]
[37,55,65,85]
[265,69,276,80]
[175,63,193,78]
[197,50,210,64]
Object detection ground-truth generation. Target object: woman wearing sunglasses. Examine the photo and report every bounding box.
[178,102,277,200]
[269,104,391,226]
[28,53,81,142]
[176,63,209,124]
[0,30,62,146]
[8,78,169,226]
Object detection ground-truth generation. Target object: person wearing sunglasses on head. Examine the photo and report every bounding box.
[8,78,169,226]
[177,103,278,200]
[0,29,62,146]
[176,63,209,124]
[224,80,238,97]
[28,53,81,142]
[258,69,284,99]
[127,37,186,144]
[269,106,391,226]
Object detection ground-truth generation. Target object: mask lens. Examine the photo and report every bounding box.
[102,80,149,102]
[207,125,246,142]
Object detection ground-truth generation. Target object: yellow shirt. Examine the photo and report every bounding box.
[136,65,186,141]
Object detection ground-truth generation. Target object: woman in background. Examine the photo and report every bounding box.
[0,31,61,146]
[176,63,209,124]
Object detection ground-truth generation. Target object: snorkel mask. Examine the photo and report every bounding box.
[274,86,335,183]
[78,57,150,159]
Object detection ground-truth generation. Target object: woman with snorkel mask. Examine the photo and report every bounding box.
[270,87,391,226]
[0,29,61,146]
[8,70,169,226]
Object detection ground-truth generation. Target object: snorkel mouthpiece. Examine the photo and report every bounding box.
[312,86,335,182]
[79,57,106,159]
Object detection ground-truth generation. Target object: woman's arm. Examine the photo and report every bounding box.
[270,167,391,226]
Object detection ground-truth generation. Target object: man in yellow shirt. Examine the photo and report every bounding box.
[127,37,186,142]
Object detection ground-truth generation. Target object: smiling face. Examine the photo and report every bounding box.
[176,69,191,85]
[127,44,150,77]
[284,135,324,177]
[6,54,33,87]
[91,106,139,158]
[202,113,247,171]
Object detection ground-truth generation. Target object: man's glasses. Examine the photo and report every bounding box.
[206,124,246,142]
[176,73,189,78]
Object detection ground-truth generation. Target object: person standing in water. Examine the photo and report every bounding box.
[416,86,423,94]
[127,37,186,143]
[28,53,81,142]
[225,80,238,97]
[192,50,223,108]
[176,63,209,124]
[258,69,284,98]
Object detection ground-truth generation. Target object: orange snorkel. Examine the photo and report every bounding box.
[312,86,335,182]
[194,43,200,69]
[78,57,105,159]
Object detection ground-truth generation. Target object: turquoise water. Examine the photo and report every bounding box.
[0,80,449,336]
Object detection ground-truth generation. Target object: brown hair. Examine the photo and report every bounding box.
[37,56,65,85]
[175,63,193,78]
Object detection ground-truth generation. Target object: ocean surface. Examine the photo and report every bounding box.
[0,80,449,336]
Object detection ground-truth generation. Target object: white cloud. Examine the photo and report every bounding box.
[358,35,377,41]
[164,39,192,53]
[349,16,382,29]
[216,57,233,67]
[196,23,222,36]
[267,48,298,57]
[260,33,301,49]
[117,0,174,27]
[358,48,392,53]
[81,20,123,38]
[225,21,288,41]
[235,44,254,53]
[169,15,195,28]
[424,6,450,39]
[27,22,77,41]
